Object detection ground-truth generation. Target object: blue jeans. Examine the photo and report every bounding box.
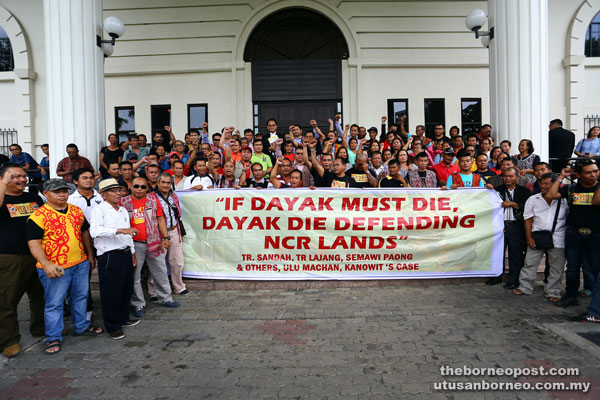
[588,261,600,318]
[37,260,91,343]
[582,253,596,292]
[564,229,600,298]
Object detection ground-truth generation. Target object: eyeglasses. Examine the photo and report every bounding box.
[133,184,147,189]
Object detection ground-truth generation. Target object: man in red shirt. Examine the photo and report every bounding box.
[121,177,179,318]
[433,148,460,186]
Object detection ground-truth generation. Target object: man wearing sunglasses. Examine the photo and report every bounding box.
[121,177,179,318]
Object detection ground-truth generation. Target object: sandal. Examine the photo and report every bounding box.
[45,341,61,355]
[512,289,524,295]
[72,326,104,336]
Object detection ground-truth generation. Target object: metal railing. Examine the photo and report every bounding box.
[584,115,600,138]
[0,128,17,155]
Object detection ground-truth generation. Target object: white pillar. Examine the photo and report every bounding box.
[43,0,105,174]
[488,0,548,161]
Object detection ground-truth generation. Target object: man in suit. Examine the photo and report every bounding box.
[549,119,575,173]
[488,167,531,288]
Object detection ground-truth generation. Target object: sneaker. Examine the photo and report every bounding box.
[134,307,145,318]
[2,343,22,358]
[556,296,579,308]
[160,300,180,308]
[579,290,593,297]
[123,319,140,327]
[150,296,158,302]
[109,330,125,340]
[583,315,600,323]
[178,289,189,295]
[569,313,600,323]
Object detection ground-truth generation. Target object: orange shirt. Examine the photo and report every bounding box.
[131,197,164,242]
[27,204,88,269]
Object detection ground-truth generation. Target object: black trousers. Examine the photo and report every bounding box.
[97,250,134,333]
[504,222,526,285]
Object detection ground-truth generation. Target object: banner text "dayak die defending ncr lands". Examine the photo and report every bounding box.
[179,188,504,280]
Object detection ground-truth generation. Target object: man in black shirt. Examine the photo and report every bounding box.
[0,163,45,358]
[346,153,378,188]
[241,163,272,188]
[0,153,9,168]
[312,156,357,188]
[548,119,575,173]
[474,154,496,183]
[547,159,600,308]
[378,159,408,187]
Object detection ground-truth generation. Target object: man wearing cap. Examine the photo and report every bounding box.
[90,179,140,340]
[365,127,379,149]
[0,163,45,358]
[27,179,103,355]
[433,148,460,186]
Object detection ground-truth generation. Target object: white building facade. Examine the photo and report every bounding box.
[0,0,599,168]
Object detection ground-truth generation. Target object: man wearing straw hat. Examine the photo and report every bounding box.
[90,178,140,340]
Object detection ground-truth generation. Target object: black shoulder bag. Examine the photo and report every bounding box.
[530,199,561,250]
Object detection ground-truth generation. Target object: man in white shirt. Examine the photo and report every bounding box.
[89,178,140,340]
[68,168,102,222]
[183,158,214,190]
[514,173,567,301]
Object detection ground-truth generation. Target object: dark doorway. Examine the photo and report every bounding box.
[244,8,348,133]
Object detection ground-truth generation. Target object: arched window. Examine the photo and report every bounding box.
[0,26,13,71]
[585,11,600,57]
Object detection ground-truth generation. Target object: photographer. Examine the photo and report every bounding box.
[546,159,600,309]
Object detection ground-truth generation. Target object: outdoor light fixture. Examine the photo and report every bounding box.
[96,16,125,57]
[465,9,494,41]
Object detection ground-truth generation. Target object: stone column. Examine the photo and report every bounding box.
[43,0,105,174]
[488,0,549,161]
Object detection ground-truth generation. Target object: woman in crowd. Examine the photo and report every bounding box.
[382,148,394,164]
[368,141,380,156]
[489,146,502,170]
[396,149,415,179]
[574,126,600,158]
[514,139,540,184]
[99,134,123,179]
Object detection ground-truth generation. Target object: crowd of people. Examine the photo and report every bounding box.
[0,114,599,359]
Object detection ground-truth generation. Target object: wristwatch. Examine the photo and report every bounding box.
[162,236,170,240]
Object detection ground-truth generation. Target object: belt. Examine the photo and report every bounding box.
[133,240,146,243]
[570,227,595,236]
[504,220,519,225]
[106,248,131,255]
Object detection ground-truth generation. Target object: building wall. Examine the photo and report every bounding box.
[102,0,490,137]
[0,0,598,158]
